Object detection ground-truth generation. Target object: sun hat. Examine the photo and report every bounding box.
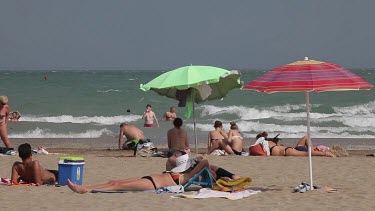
[171,154,191,173]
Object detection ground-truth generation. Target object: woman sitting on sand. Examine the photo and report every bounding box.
[255,132,335,157]
[227,122,243,155]
[207,120,234,155]
[68,153,210,194]
[166,148,240,181]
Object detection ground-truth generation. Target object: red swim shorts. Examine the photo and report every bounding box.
[144,123,154,128]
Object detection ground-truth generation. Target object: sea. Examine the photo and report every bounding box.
[1,69,375,147]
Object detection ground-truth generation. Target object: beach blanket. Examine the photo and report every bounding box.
[172,188,260,200]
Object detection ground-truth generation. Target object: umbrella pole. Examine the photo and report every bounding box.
[192,90,198,154]
[306,92,314,190]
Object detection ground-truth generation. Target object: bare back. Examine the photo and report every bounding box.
[12,160,56,184]
[167,127,189,150]
[123,125,144,140]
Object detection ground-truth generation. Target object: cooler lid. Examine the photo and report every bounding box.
[59,156,84,162]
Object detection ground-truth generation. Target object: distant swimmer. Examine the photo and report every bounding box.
[44,75,48,80]
[161,106,177,121]
[142,104,159,128]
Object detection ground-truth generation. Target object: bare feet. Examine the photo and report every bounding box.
[67,179,88,194]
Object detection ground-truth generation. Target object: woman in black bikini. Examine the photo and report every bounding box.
[257,132,335,157]
[67,153,210,194]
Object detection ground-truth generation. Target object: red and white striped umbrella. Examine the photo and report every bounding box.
[244,57,373,93]
[243,57,373,189]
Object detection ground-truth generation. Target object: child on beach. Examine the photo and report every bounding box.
[11,143,58,185]
[142,104,159,128]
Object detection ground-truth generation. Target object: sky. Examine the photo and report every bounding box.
[1,0,375,70]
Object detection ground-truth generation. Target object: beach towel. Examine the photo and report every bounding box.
[91,185,184,194]
[172,188,260,200]
[212,177,252,192]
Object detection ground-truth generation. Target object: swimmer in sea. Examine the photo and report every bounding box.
[142,104,159,128]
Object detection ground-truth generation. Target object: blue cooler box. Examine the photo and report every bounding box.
[58,156,84,186]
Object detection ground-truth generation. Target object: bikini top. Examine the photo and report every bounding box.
[231,135,243,141]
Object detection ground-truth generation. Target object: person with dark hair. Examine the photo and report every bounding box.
[167,118,190,153]
[68,153,210,194]
[207,120,234,155]
[118,123,145,150]
[142,104,159,128]
[227,121,244,155]
[161,106,177,121]
[11,143,57,185]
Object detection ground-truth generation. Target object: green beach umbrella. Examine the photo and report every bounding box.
[140,65,243,153]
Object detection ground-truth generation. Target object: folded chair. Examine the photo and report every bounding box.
[183,166,216,189]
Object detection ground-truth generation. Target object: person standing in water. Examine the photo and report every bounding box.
[161,106,177,121]
[142,104,159,128]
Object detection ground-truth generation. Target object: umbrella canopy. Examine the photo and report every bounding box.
[140,66,242,103]
[243,57,373,189]
[244,58,373,92]
[140,65,243,153]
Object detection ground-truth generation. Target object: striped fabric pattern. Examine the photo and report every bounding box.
[244,59,373,93]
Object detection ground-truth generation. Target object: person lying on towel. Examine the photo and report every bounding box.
[68,153,209,194]
[11,143,58,185]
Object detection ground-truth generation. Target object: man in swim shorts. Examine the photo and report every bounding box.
[118,123,145,150]
[142,104,159,128]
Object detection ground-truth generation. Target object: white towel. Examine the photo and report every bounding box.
[172,188,260,200]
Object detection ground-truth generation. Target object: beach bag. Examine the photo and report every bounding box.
[249,144,267,156]
[212,177,252,192]
[134,139,157,157]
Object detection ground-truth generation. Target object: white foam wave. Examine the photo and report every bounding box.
[333,101,375,115]
[21,114,140,125]
[97,89,122,93]
[9,128,115,138]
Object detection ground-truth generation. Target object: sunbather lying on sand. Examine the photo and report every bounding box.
[11,143,58,185]
[68,153,209,194]
[255,132,335,157]
[166,148,240,181]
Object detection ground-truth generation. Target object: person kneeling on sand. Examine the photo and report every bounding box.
[68,153,210,194]
[118,123,146,150]
[11,143,58,185]
[166,148,240,181]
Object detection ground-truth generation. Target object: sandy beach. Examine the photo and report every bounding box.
[0,138,374,211]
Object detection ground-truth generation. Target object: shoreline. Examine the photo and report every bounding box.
[7,138,375,157]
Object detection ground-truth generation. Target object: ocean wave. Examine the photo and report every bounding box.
[21,114,140,125]
[9,128,115,138]
[333,101,375,115]
[200,103,375,129]
[96,89,122,93]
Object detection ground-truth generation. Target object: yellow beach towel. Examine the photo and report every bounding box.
[213,177,252,192]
